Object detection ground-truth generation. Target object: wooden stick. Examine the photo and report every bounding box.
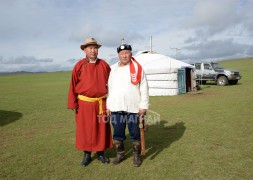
[139,115,146,157]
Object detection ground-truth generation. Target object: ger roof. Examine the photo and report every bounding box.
[134,51,193,74]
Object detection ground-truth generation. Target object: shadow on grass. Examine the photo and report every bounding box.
[145,121,186,160]
[0,110,23,126]
[106,121,186,161]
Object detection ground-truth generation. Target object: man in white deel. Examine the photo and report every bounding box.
[106,44,149,167]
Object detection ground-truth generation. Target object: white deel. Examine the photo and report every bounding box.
[107,63,149,113]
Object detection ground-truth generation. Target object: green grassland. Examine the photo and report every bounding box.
[1,57,253,179]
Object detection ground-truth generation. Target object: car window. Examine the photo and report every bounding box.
[204,64,212,70]
[195,63,201,70]
[212,63,223,70]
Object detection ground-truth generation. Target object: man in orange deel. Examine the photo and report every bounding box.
[67,37,113,166]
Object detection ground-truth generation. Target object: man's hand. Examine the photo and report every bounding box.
[139,109,148,132]
[72,108,78,113]
[138,109,146,116]
[106,109,111,117]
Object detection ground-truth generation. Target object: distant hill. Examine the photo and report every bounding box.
[1,57,252,74]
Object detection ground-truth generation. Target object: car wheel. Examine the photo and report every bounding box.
[217,76,228,86]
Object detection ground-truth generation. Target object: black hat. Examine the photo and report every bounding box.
[117,44,132,53]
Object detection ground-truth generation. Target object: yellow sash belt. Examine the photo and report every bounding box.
[78,95,106,115]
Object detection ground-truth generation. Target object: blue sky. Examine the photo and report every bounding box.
[0,0,253,72]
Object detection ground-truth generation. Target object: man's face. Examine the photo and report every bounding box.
[118,50,132,65]
[84,45,98,60]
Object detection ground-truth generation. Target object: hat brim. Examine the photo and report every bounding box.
[80,43,102,50]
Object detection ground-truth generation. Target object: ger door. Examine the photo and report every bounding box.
[178,68,186,94]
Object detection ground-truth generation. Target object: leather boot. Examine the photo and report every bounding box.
[112,140,124,165]
[81,151,91,166]
[133,141,142,167]
[96,151,109,164]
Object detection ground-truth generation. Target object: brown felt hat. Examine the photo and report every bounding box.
[80,37,102,50]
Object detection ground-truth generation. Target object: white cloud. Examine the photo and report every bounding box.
[182,38,252,60]
[0,56,53,64]
[184,0,253,41]
[0,0,253,72]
